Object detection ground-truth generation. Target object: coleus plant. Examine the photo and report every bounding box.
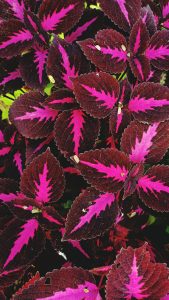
[0,0,169,299]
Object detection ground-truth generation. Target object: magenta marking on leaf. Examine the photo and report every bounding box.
[36,281,99,300]
[0,193,17,202]
[163,2,169,18]
[89,45,127,62]
[69,110,85,155]
[80,159,128,182]
[163,19,169,29]
[27,14,38,31]
[13,151,23,175]
[41,4,76,31]
[58,43,79,90]
[116,111,123,133]
[0,29,33,49]
[0,267,21,278]
[125,254,149,299]
[65,17,97,43]
[34,163,52,203]
[33,49,48,84]
[15,106,58,122]
[133,58,144,80]
[145,46,169,60]
[10,131,17,145]
[81,84,118,109]
[0,146,11,156]
[115,0,130,25]
[42,211,62,225]
[71,193,115,233]
[69,240,90,258]
[0,69,21,86]
[128,96,169,113]
[129,123,159,163]
[0,130,4,143]
[50,97,74,104]
[137,175,169,195]
[133,27,141,54]
[3,219,39,269]
[4,0,25,21]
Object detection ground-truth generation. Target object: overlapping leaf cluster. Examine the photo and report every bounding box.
[0,0,169,299]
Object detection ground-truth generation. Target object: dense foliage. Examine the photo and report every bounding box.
[0,0,169,299]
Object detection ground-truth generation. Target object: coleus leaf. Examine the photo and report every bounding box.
[106,243,169,299]
[54,109,100,157]
[137,165,169,212]
[141,6,157,36]
[109,107,132,138]
[19,46,48,90]
[128,82,169,123]
[13,267,101,300]
[0,19,33,58]
[121,120,169,164]
[0,0,26,22]
[72,72,120,118]
[145,30,169,71]
[47,38,90,90]
[39,0,84,34]
[129,19,149,55]
[128,54,150,82]
[0,218,45,271]
[13,271,40,298]
[9,91,58,139]
[0,266,25,288]
[0,57,23,94]
[64,187,119,240]
[44,89,76,111]
[0,178,19,203]
[79,29,127,74]
[20,148,65,204]
[74,148,131,193]
[98,0,141,32]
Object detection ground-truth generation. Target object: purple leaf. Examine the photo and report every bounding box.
[39,0,84,34]
[145,30,169,70]
[109,107,132,138]
[137,165,169,212]
[40,206,63,230]
[64,187,119,240]
[0,57,23,93]
[79,29,127,73]
[9,92,58,139]
[0,218,45,270]
[19,46,48,90]
[106,243,169,300]
[54,109,99,157]
[47,38,90,90]
[121,120,169,164]
[0,20,33,58]
[13,267,101,300]
[44,89,76,111]
[129,55,151,82]
[74,148,131,193]
[20,148,65,203]
[72,72,120,118]
[0,267,25,288]
[128,82,169,123]
[141,6,157,36]
[129,19,149,55]
[0,0,25,22]
[99,0,141,32]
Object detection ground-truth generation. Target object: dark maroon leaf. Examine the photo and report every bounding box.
[39,0,84,34]
[47,38,90,90]
[0,178,19,203]
[0,0,26,22]
[73,72,119,118]
[145,30,169,71]
[20,148,65,203]
[123,164,144,199]
[129,19,149,55]
[79,29,127,73]
[44,89,76,111]
[128,82,169,123]
[130,55,151,82]
[137,165,169,212]
[109,107,132,138]
[64,187,119,240]
[0,19,33,58]
[106,243,169,299]
[74,148,131,193]
[13,267,101,299]
[0,266,25,288]
[9,92,58,139]
[0,218,45,271]
[40,206,63,230]
[19,46,48,90]
[54,109,100,157]
[141,6,157,36]
[99,0,141,32]
[121,120,169,164]
[0,57,23,93]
